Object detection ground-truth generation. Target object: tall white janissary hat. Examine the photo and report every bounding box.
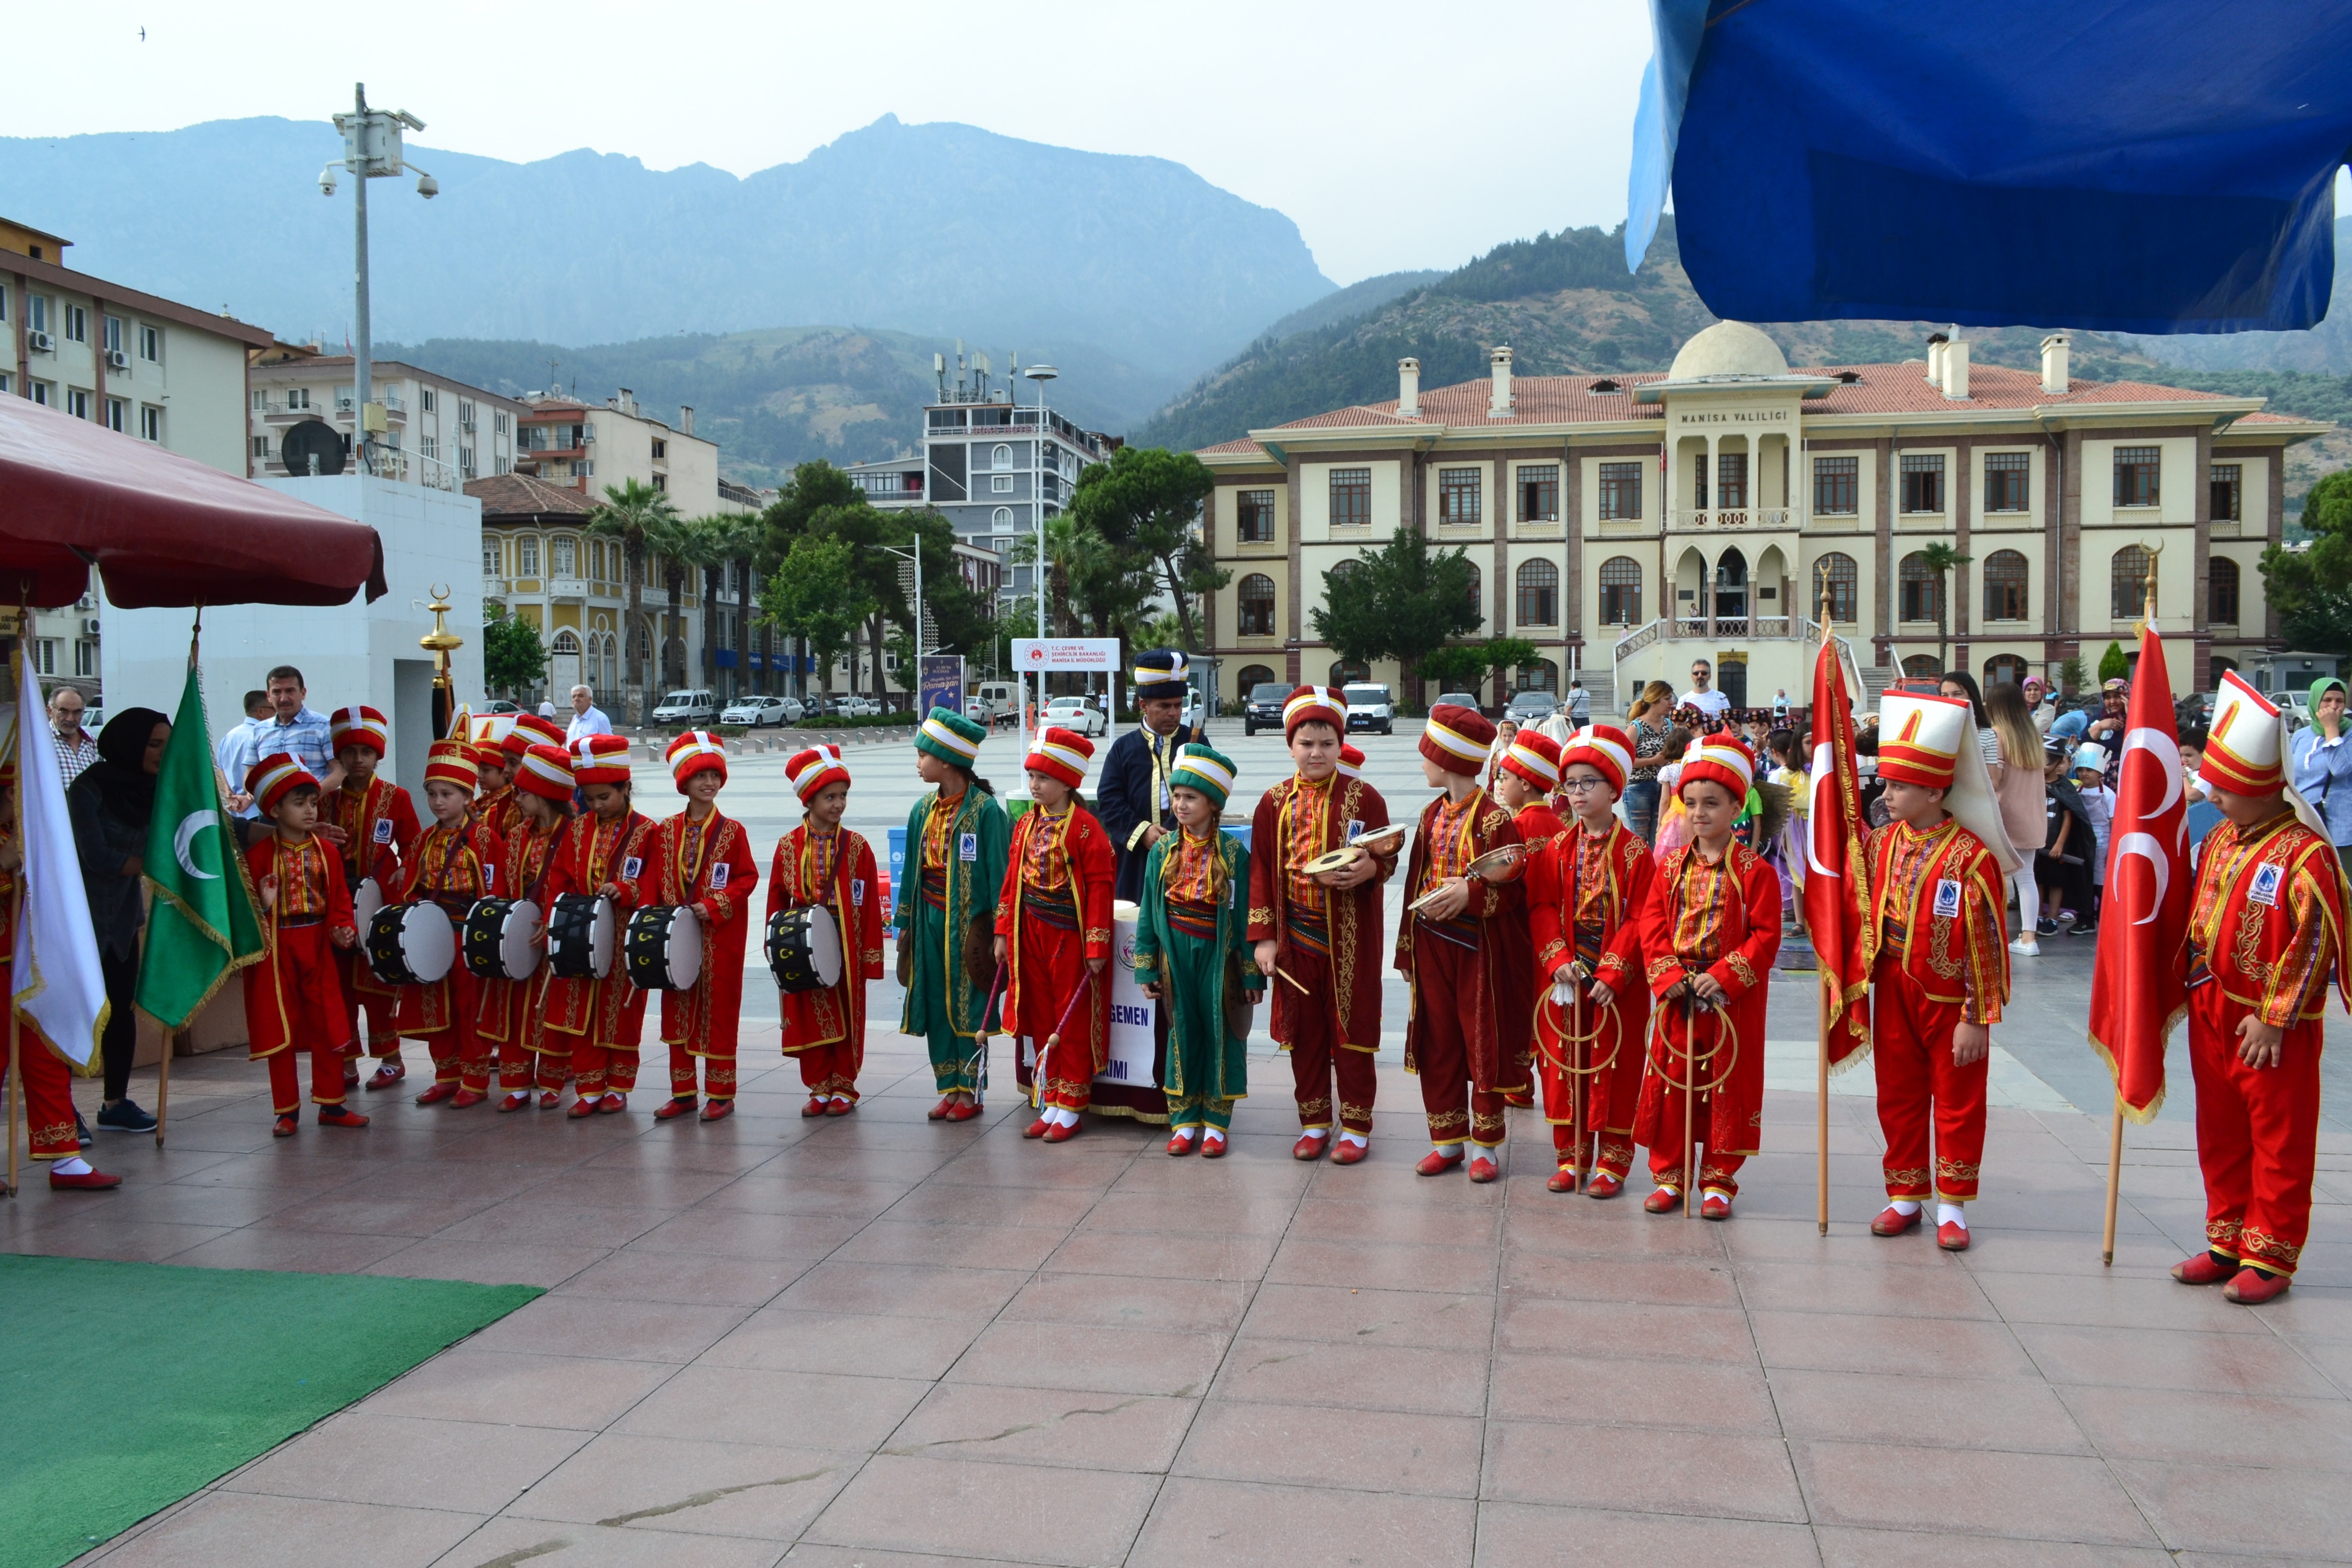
[1877,689,2021,875]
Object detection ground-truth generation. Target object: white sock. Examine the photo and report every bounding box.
[1938,1203,1967,1230]
[1298,1126,1329,1141]
[1433,1141,1464,1158]
[1891,1199,1921,1217]
[1703,1186,1732,1203]
[1051,1107,1079,1127]
[1655,1183,1680,1197]
[1337,1131,1367,1148]
[51,1156,91,1177]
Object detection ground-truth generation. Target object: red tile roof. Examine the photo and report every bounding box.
[465,472,598,520]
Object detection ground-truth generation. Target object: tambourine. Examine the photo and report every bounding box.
[1293,847,1363,876]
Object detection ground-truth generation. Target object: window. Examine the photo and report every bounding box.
[104,399,124,433]
[518,537,540,577]
[1236,665,1277,694]
[1902,654,1942,678]
[1598,461,1643,520]
[1899,553,1943,622]
[421,437,438,461]
[1515,559,1559,626]
[138,405,161,442]
[1900,453,1945,513]
[1439,467,1482,525]
[0,374,9,396]
[31,640,57,677]
[1236,574,1277,636]
[1982,550,2029,621]
[1461,562,1483,618]
[251,388,266,411]
[1812,552,1858,622]
[1237,489,1275,543]
[28,296,49,336]
[651,438,667,459]
[991,474,1014,493]
[139,324,160,362]
[1814,455,1858,514]
[483,541,501,576]
[75,640,95,678]
[990,507,1014,534]
[1599,556,1643,625]
[62,303,86,343]
[552,629,581,656]
[251,434,271,460]
[287,387,310,410]
[0,285,7,322]
[2210,557,2241,625]
[1329,660,1369,686]
[1984,451,2031,512]
[649,473,666,492]
[2211,462,2243,522]
[1329,468,1370,528]
[2114,446,2161,508]
[1516,659,1559,693]
[1984,654,2027,689]
[1692,453,1708,509]
[1714,452,1749,509]
[65,388,89,420]
[421,388,437,413]
[30,381,52,406]
[552,538,576,577]
[1518,463,1559,523]
[494,411,509,435]
[2111,545,2152,620]
[992,444,1013,471]
[103,315,122,355]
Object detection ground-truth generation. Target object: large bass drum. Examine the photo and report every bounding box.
[351,875,385,935]
[364,900,455,986]
[461,896,542,982]
[764,905,843,994]
[624,904,703,992]
[546,892,615,980]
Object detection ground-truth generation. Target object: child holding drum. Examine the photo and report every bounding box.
[242,754,365,1138]
[325,704,419,1094]
[894,707,1009,1122]
[647,732,760,1122]
[769,745,884,1116]
[395,738,499,1108]
[538,733,656,1117]
[481,743,574,1112]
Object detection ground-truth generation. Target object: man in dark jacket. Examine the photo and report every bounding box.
[1096,649,1205,903]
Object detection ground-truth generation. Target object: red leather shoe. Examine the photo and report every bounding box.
[927,1096,953,1121]
[1643,1186,1682,1214]
[1329,1139,1368,1165]
[1871,1205,1922,1237]
[1024,1116,1051,1139]
[317,1106,370,1129]
[802,1097,830,1118]
[1200,1133,1228,1159]
[1502,1089,1535,1109]
[1041,1118,1080,1143]
[1547,1167,1578,1194]
[2173,1251,2237,1285]
[566,1097,599,1119]
[2225,1266,2292,1304]
[538,1090,562,1109]
[1585,1172,1624,1199]
[497,1092,530,1113]
[343,1063,361,1086]
[48,1166,121,1190]
[700,1099,733,1123]
[824,1097,855,1116]
[1936,1220,1970,1252]
[272,1113,299,1138]
[414,1082,458,1106]
[365,1061,406,1091]
[1700,1192,1732,1221]
[1415,1149,1464,1178]
[449,1089,488,1109]
[1467,1155,1500,1183]
[596,1093,626,1115]
[943,1100,981,1122]
[655,1096,698,1121]
[1292,1132,1328,1161]
[1166,1131,1196,1156]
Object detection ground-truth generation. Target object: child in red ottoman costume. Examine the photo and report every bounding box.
[651,731,761,1121]
[770,745,883,1115]
[995,727,1116,1142]
[243,753,366,1137]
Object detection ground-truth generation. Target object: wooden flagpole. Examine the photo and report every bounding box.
[5,604,21,1198]
[2101,545,2161,1265]
[1816,580,1834,1236]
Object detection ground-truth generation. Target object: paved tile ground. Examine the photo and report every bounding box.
[13,723,2352,1565]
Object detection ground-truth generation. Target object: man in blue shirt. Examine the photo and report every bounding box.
[215,689,272,816]
[2289,675,2352,871]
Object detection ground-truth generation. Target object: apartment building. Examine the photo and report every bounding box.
[247,344,522,488]
[1198,323,2326,710]
[1,216,273,694]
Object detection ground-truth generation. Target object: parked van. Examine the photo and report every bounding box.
[970,682,1021,727]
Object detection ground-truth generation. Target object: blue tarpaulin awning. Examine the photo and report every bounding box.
[1627,0,2352,334]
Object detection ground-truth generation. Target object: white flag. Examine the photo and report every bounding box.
[14,655,107,1065]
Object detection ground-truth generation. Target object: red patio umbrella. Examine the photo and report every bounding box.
[0,393,385,609]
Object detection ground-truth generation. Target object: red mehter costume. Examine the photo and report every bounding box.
[239,757,361,1119]
[323,707,419,1082]
[1527,814,1654,1186]
[653,731,761,1111]
[395,824,496,1100]
[1247,688,1393,1147]
[0,828,87,1162]
[536,737,655,1106]
[998,728,1116,1124]
[476,743,574,1104]
[771,746,884,1108]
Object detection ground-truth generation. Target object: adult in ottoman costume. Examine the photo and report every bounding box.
[1860,691,2014,1252]
[1096,648,1205,904]
[1635,733,1780,1218]
[1248,687,1395,1162]
[1525,724,1654,1196]
[2172,673,2352,1303]
[894,707,1010,1118]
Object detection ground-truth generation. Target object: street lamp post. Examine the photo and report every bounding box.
[1021,364,1057,752]
[320,83,438,480]
[878,539,922,709]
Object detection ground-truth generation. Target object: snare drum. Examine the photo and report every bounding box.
[364,900,456,986]
[461,896,543,982]
[546,892,616,980]
[764,905,843,993]
[624,904,703,991]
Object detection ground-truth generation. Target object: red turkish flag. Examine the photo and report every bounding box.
[2089,625,2190,1121]
[1803,636,1873,1068]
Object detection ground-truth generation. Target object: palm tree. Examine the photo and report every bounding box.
[639,513,699,695]
[673,515,730,701]
[1918,540,1971,676]
[587,478,680,723]
[714,514,767,698]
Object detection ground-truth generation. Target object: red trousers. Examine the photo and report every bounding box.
[252,923,353,1112]
[2189,985,2323,1277]
[1009,915,1104,1113]
[1410,936,1506,1148]
[334,949,401,1059]
[402,969,488,1093]
[1870,957,1988,1203]
[674,1041,739,1100]
[794,1043,856,1101]
[500,1027,566,1094]
[1283,943,1375,1134]
[570,1041,641,1098]
[1643,1004,1747,1196]
[1540,982,1646,1180]
[3,1028,80,1160]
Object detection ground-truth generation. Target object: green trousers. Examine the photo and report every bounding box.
[923,1021,981,1096]
[1160,924,1245,1132]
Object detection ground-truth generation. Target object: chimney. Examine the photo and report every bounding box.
[1398,357,1420,418]
[2040,333,2070,395]
[1943,336,1969,400]
[680,404,695,436]
[1925,332,1949,390]
[1488,346,1514,419]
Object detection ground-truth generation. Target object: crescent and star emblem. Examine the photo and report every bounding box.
[2116,831,2170,926]
[173,811,220,880]
[1806,740,1842,879]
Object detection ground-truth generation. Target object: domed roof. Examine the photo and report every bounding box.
[1668,321,1790,381]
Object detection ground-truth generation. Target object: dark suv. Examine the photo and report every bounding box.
[1243,683,1291,736]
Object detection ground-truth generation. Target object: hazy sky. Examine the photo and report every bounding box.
[0,1,1656,286]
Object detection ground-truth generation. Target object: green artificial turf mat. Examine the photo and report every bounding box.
[0,1254,540,1568]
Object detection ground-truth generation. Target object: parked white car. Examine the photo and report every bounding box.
[652,689,719,725]
[836,695,882,719]
[721,695,801,727]
[1044,695,1109,737]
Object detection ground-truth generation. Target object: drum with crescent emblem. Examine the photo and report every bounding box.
[764,905,843,993]
[461,896,543,982]
[351,875,385,933]
[364,900,456,986]
[624,904,703,991]
[546,892,616,980]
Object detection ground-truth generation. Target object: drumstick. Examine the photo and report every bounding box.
[1263,963,1311,995]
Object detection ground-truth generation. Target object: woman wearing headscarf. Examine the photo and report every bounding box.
[66,706,170,1133]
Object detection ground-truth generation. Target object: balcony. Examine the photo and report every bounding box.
[483,576,509,599]
[1667,507,1793,531]
[546,577,590,599]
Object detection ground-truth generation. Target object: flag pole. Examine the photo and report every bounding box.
[2101,547,2161,1266]
[1816,580,1833,1236]
[5,612,20,1199]
[154,607,204,1150]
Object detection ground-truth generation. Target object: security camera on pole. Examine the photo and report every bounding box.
[317,83,438,493]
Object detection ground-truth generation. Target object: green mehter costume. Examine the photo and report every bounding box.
[1132,744,1262,1132]
[895,708,1011,1095]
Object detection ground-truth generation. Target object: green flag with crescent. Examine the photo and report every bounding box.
[136,665,265,1030]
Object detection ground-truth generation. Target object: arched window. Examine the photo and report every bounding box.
[1982,549,2028,622]
[2210,557,2241,625]
[1983,654,2027,689]
[1899,553,1943,623]
[1516,659,1559,693]
[2210,655,2239,682]
[1329,660,1369,685]
[1902,653,1942,677]
[1515,558,1559,626]
[2112,545,2152,620]
[1235,664,1278,695]
[992,444,1013,471]
[1599,556,1642,625]
[1237,573,1277,636]
[551,629,581,655]
[1811,552,1858,623]
[637,622,653,666]
[991,506,1014,532]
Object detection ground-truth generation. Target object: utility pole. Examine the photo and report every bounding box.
[322,84,438,481]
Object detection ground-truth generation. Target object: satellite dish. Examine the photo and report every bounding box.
[280,418,347,477]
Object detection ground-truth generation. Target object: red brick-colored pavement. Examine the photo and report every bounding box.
[12,1020,2352,1567]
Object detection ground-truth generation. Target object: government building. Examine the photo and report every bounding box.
[1196,321,2323,711]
